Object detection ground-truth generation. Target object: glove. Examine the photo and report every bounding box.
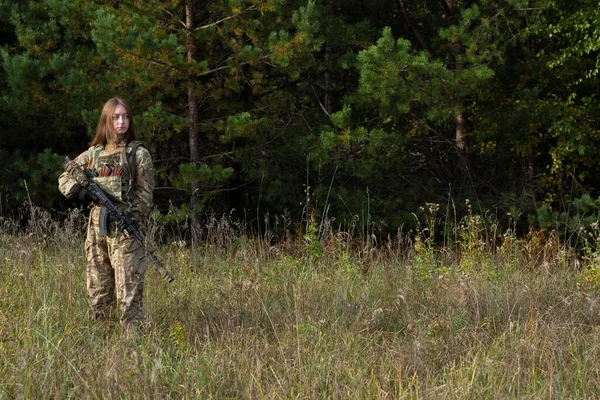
[65,161,89,187]
[73,184,95,204]
[78,186,95,203]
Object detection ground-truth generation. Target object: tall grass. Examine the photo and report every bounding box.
[2,204,600,398]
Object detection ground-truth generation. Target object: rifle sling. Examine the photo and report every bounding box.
[124,140,139,198]
[129,140,138,195]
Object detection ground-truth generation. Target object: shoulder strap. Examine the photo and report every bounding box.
[126,141,140,195]
[131,141,139,182]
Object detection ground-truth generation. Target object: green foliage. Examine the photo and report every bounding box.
[0,149,64,211]
[304,213,323,259]
[545,0,600,83]
[171,163,234,211]
[533,194,600,246]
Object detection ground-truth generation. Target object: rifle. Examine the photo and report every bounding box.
[64,157,175,283]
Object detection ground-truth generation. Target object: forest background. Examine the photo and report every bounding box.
[1,0,599,241]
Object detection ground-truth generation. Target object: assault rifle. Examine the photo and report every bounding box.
[64,157,175,283]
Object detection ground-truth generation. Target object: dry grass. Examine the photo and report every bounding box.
[2,205,600,398]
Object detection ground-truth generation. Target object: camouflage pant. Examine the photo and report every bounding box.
[85,206,146,328]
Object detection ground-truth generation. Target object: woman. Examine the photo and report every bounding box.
[58,97,155,331]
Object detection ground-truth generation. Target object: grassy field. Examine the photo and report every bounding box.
[2,207,600,398]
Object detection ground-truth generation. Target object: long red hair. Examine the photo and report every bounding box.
[90,97,135,146]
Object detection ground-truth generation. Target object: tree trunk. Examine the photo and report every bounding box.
[186,0,201,246]
[441,0,466,150]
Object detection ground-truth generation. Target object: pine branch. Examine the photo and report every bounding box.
[196,6,257,31]
[162,9,187,30]
[398,0,429,52]
[310,84,332,119]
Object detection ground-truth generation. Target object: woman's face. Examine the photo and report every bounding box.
[112,103,130,137]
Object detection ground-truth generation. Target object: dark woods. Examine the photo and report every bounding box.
[1,0,598,241]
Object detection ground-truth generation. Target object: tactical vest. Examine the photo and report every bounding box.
[87,141,140,204]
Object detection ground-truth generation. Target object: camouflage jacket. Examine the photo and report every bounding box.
[58,141,155,217]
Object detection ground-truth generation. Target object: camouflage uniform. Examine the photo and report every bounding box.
[58,140,154,328]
